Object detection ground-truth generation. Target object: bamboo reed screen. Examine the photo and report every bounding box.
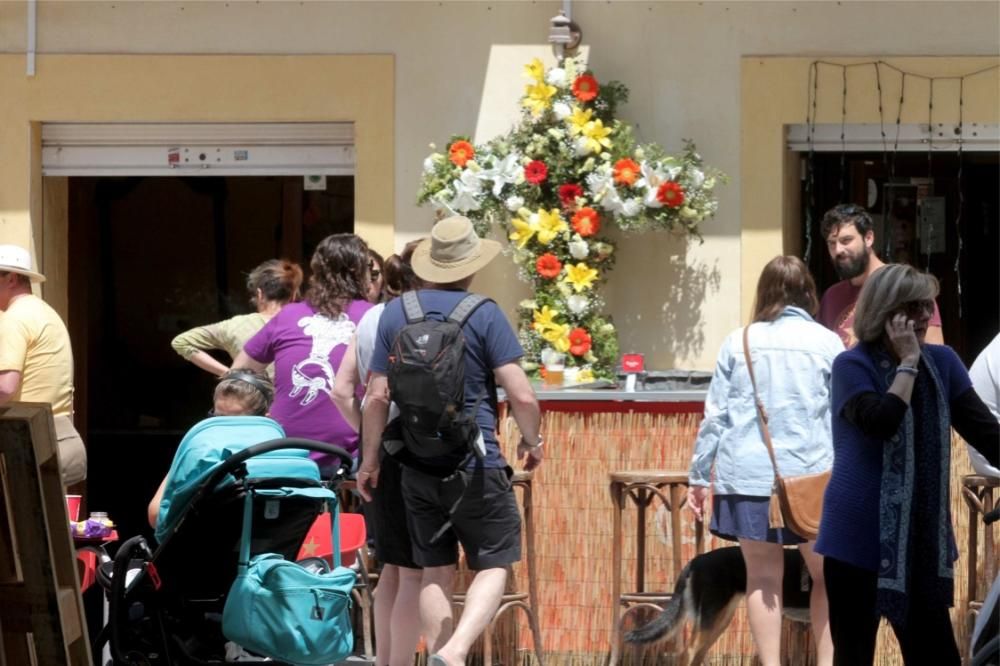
[488,409,995,666]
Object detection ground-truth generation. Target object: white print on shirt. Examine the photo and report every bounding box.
[289,313,356,406]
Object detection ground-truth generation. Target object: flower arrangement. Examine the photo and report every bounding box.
[418,56,724,380]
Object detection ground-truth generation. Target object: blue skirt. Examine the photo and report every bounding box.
[710,494,806,545]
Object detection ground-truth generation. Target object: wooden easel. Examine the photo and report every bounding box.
[0,403,92,666]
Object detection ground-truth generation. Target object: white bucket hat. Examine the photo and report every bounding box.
[411,216,501,284]
[0,245,46,282]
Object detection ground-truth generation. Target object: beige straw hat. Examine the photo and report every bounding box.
[0,245,45,282]
[410,216,502,284]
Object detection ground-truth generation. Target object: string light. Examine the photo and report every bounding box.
[802,60,996,313]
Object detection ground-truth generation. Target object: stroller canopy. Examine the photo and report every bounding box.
[155,416,319,542]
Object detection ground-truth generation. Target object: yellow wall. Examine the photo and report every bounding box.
[0,54,394,305]
[1,1,998,369]
[741,56,1000,321]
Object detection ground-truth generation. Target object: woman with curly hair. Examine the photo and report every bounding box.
[235,234,373,467]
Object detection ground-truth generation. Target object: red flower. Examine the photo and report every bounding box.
[613,158,641,186]
[571,207,601,237]
[568,328,592,356]
[656,181,685,208]
[448,140,475,167]
[572,74,599,102]
[524,160,548,185]
[535,253,563,279]
[558,183,584,208]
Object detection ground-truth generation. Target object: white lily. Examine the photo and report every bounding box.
[567,294,589,314]
[479,153,522,197]
[505,195,525,212]
[546,67,567,86]
[449,170,483,212]
[687,168,705,189]
[621,198,643,217]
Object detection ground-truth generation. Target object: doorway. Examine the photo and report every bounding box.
[66,175,353,539]
[801,151,999,365]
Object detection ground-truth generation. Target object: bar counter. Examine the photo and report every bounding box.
[491,388,986,666]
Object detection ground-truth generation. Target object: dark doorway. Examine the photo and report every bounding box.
[802,152,999,365]
[67,175,353,540]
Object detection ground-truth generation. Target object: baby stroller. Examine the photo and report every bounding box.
[970,505,1000,666]
[92,416,356,665]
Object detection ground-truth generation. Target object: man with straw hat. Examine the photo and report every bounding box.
[358,216,542,666]
[0,244,86,485]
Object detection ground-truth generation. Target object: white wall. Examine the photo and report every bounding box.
[3,0,996,369]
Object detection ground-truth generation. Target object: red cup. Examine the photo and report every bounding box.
[66,494,82,522]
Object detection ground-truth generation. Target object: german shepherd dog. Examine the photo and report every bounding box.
[625,546,812,666]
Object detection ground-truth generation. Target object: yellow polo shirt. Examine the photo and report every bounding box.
[0,294,75,417]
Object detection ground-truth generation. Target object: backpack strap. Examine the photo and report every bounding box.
[448,294,490,326]
[401,291,425,324]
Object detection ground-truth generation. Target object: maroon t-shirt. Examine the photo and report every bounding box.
[819,279,941,348]
[244,299,372,460]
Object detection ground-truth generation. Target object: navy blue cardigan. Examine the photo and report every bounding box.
[816,343,998,571]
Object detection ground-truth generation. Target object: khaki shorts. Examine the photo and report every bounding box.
[54,414,87,486]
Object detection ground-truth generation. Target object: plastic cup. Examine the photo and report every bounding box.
[66,494,82,522]
[544,362,565,387]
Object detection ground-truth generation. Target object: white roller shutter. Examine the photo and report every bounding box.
[42,122,355,176]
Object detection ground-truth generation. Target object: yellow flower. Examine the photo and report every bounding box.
[508,215,538,249]
[541,324,571,353]
[577,368,595,383]
[522,82,557,118]
[580,119,613,155]
[535,208,568,245]
[523,58,545,83]
[532,305,561,333]
[562,262,600,292]
[566,106,593,136]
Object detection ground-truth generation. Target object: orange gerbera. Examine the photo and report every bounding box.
[613,158,641,186]
[656,181,685,208]
[572,74,599,102]
[571,207,601,237]
[568,327,592,356]
[535,253,563,279]
[448,140,475,167]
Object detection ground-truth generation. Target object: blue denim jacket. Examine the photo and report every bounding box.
[689,307,844,496]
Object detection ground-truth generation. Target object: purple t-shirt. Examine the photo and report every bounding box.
[819,278,942,348]
[244,299,372,461]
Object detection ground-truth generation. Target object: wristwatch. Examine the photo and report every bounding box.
[521,434,544,449]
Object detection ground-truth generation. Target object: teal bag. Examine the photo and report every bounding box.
[222,486,356,666]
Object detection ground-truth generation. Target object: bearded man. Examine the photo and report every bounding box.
[817,203,944,348]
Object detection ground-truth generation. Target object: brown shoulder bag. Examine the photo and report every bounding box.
[742,325,830,540]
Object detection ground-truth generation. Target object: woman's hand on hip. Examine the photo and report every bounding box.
[687,485,709,522]
[885,313,921,366]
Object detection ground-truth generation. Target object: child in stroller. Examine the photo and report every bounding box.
[94,370,356,665]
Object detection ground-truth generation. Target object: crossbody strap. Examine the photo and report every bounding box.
[741,324,783,481]
[238,489,343,570]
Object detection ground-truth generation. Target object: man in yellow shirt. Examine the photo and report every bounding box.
[0,245,86,485]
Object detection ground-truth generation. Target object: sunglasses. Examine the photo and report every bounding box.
[900,299,935,316]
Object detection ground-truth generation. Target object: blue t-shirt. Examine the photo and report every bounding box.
[370,289,523,469]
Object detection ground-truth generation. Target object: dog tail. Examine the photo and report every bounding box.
[623,562,692,645]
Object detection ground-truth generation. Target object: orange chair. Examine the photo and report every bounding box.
[296,512,373,658]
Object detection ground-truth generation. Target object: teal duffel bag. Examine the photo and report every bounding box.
[223,487,356,666]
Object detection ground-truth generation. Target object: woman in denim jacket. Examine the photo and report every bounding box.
[687,256,843,666]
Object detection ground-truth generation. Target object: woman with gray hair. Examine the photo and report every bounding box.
[816,263,999,665]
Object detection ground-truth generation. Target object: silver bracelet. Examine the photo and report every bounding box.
[896,365,919,376]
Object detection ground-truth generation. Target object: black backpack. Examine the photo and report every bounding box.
[386,291,491,461]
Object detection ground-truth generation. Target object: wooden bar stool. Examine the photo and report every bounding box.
[452,470,544,665]
[961,474,999,663]
[608,470,704,666]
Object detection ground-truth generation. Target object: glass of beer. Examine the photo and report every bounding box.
[544,354,565,387]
